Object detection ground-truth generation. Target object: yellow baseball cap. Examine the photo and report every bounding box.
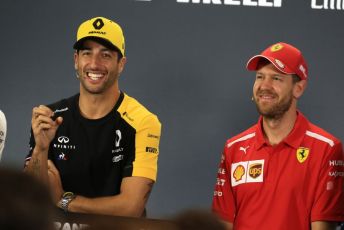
[73,17,125,56]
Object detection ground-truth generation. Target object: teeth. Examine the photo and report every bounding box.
[260,94,274,98]
[87,72,103,80]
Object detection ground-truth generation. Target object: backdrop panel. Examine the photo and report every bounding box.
[0,0,343,218]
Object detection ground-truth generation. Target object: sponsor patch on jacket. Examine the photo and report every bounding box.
[231,160,264,187]
[248,163,263,179]
[146,147,158,154]
[147,133,160,139]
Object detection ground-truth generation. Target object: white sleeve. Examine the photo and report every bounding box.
[0,110,7,160]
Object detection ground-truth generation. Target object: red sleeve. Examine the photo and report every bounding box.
[212,146,235,223]
[311,142,344,222]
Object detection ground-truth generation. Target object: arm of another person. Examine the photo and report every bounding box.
[48,156,154,217]
[222,221,233,230]
[48,159,154,217]
[311,141,344,230]
[24,105,62,183]
[311,221,338,230]
[67,177,154,217]
[212,146,236,230]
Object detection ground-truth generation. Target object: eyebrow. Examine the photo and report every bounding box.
[80,47,113,52]
[256,70,284,76]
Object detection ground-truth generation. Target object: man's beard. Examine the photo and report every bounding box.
[254,90,293,120]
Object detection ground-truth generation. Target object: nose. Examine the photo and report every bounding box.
[258,78,273,90]
[89,54,101,69]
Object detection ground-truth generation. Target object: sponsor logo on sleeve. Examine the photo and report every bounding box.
[214,176,226,197]
[296,147,309,163]
[146,147,158,153]
[216,178,226,186]
[122,112,134,122]
[329,160,344,166]
[147,133,160,139]
[329,171,344,177]
[221,154,225,163]
[218,168,226,175]
[326,181,334,190]
[214,190,223,197]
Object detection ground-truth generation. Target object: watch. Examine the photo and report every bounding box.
[59,192,76,212]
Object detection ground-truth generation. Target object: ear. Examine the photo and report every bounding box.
[293,80,307,99]
[118,56,127,75]
[74,51,78,70]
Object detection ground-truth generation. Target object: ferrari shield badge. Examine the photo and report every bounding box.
[296,147,310,163]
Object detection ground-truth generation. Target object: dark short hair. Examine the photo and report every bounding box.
[256,58,271,70]
[75,37,123,60]
[292,74,301,83]
[256,59,302,84]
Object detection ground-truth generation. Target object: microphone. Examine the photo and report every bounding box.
[0,110,7,160]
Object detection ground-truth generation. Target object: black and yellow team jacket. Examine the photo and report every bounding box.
[25,92,161,198]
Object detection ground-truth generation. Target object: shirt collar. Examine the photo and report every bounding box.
[254,116,266,150]
[254,111,308,150]
[283,111,308,149]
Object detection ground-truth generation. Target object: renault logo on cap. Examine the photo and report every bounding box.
[93,18,104,30]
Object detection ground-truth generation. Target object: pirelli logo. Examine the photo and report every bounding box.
[146,147,158,154]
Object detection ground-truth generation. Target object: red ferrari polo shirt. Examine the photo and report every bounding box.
[212,112,344,230]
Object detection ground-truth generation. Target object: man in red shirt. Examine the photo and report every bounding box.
[212,42,344,230]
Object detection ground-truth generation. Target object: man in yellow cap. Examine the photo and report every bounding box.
[24,17,161,217]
